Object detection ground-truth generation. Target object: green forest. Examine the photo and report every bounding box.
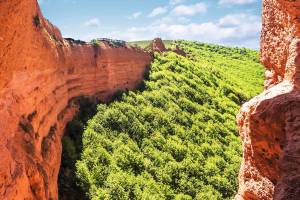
[61,41,264,200]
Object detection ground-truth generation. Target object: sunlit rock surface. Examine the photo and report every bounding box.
[236,1,300,199]
[0,1,152,199]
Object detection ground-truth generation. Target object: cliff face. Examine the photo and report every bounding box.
[236,0,300,199]
[0,1,152,200]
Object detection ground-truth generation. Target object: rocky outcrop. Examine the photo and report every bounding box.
[149,38,186,56]
[172,47,187,57]
[0,1,152,200]
[150,38,168,53]
[236,0,300,199]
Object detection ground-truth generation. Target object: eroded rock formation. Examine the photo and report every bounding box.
[150,38,186,56]
[0,1,152,199]
[236,0,300,199]
[150,38,168,53]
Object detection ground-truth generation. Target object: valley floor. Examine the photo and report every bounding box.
[60,41,264,200]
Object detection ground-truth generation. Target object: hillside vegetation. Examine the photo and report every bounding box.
[73,41,264,199]
[128,40,174,49]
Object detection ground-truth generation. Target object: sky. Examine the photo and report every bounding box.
[38,0,262,49]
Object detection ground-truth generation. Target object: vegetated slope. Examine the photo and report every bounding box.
[129,40,174,49]
[75,41,264,199]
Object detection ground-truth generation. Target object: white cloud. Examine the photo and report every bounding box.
[152,15,191,25]
[129,12,142,19]
[107,13,261,49]
[169,0,185,5]
[84,18,100,27]
[219,13,258,26]
[148,7,168,18]
[219,0,256,5]
[172,3,207,16]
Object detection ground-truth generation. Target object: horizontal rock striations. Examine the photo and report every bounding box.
[236,0,300,199]
[0,1,152,200]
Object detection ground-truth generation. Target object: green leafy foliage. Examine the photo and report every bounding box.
[91,38,127,48]
[91,39,100,46]
[129,40,175,49]
[59,97,98,200]
[33,14,41,27]
[76,41,264,200]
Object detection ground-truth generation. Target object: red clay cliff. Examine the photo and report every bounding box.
[0,1,151,199]
[2,0,300,200]
[236,0,300,199]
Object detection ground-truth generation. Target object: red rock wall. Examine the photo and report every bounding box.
[236,1,300,199]
[0,1,152,200]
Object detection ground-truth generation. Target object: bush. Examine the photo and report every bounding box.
[58,97,97,200]
[90,39,100,46]
[33,14,40,27]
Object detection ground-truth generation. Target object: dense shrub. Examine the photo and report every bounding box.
[91,39,100,46]
[58,97,98,200]
[33,14,40,27]
[76,41,264,199]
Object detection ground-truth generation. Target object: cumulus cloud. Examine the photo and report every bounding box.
[172,3,207,16]
[148,7,168,17]
[219,13,257,26]
[169,0,185,5]
[219,0,256,5]
[152,15,191,25]
[129,12,142,19]
[107,13,261,48]
[84,18,100,27]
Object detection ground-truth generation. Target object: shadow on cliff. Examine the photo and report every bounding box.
[58,97,98,200]
[58,68,151,199]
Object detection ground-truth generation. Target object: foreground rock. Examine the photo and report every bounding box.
[236,0,300,199]
[0,1,151,199]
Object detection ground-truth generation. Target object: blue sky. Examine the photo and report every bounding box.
[39,0,262,48]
